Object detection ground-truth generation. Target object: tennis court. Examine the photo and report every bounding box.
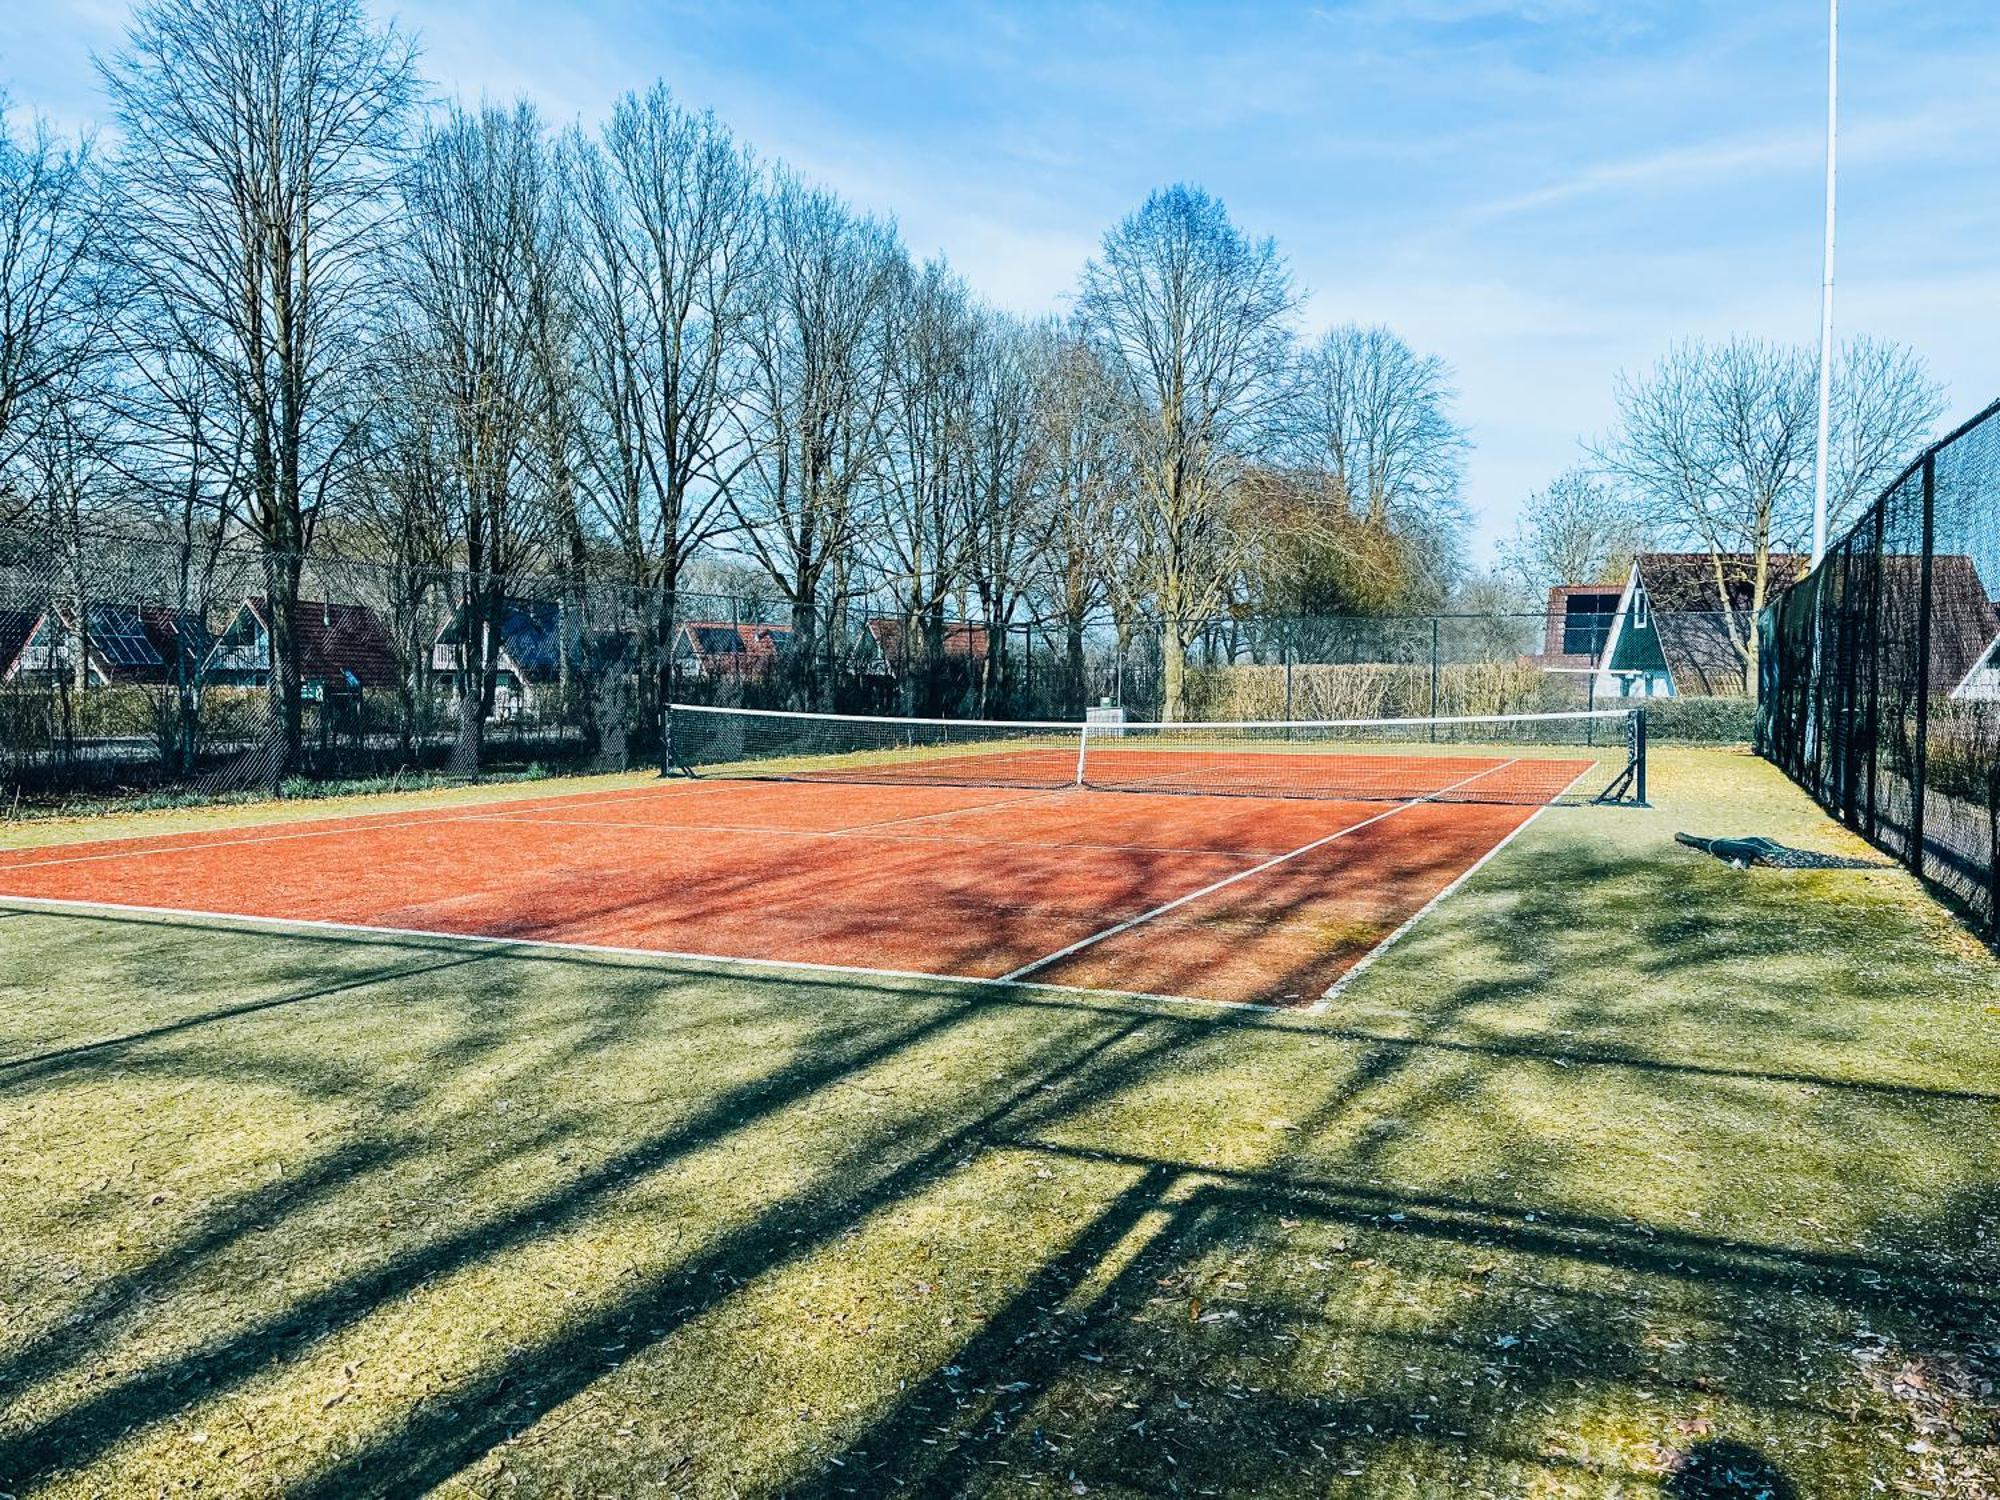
[0,705,1643,1007]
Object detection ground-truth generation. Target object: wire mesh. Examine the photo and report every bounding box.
[1757,398,2000,936]
[1,523,1746,807]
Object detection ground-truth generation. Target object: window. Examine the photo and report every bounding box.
[1562,592,1620,656]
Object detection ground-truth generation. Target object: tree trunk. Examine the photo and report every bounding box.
[922,601,946,717]
[1162,615,1187,723]
[1066,615,1087,715]
[262,548,305,792]
[656,575,677,776]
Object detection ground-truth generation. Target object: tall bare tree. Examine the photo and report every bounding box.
[1028,332,1130,713]
[0,102,103,528]
[570,84,762,757]
[875,256,975,712]
[393,101,567,771]
[1594,336,1941,690]
[101,0,418,782]
[1301,325,1467,526]
[733,174,898,704]
[1297,323,1469,605]
[1500,466,1648,594]
[1078,185,1297,719]
[963,312,1045,713]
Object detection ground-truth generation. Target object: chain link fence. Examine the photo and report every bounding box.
[1,524,1762,807]
[1758,397,2000,937]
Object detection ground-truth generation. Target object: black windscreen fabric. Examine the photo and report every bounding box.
[1757,399,2000,936]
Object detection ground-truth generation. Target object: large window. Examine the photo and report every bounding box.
[1562,592,1620,656]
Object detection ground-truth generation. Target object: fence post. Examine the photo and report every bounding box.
[1429,617,1441,740]
[1283,643,1294,722]
[1910,453,1936,883]
[1863,497,1885,841]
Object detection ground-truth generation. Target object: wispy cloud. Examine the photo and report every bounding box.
[2,0,1996,558]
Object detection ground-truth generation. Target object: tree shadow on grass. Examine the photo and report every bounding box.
[2,817,1996,1496]
[0,908,1268,1491]
[1663,1440,1800,1499]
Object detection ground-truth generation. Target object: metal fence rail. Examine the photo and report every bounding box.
[1,524,1762,806]
[1757,397,2000,937]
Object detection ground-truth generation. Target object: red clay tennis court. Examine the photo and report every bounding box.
[0,706,1644,1007]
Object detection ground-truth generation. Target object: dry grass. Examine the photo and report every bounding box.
[1,747,1996,1496]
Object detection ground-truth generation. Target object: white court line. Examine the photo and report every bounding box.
[479,781,1065,839]
[999,760,1513,984]
[1309,761,1596,1013]
[459,809,1274,862]
[828,784,1069,834]
[0,894,1301,1016]
[1090,754,1512,799]
[0,776,731,873]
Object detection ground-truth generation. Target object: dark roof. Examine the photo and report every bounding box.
[676,621,790,685]
[0,601,209,683]
[1878,553,1999,693]
[1633,553,1811,612]
[247,597,400,688]
[1534,556,1812,685]
[1538,584,1625,665]
[679,621,792,664]
[436,599,629,681]
[0,607,38,678]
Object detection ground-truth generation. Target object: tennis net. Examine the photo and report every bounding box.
[668,703,1647,807]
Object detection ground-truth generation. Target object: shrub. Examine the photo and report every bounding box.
[1643,696,1758,745]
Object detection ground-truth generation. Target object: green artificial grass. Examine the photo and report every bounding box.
[0,747,1995,1496]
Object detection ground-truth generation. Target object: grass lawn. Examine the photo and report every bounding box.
[1,747,1996,1497]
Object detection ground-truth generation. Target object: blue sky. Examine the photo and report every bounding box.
[5,1,1997,562]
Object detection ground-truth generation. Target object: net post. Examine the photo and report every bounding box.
[1073,720,1090,787]
[1633,707,1648,806]
[1428,617,1440,742]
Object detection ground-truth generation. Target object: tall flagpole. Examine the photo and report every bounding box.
[1810,0,1838,565]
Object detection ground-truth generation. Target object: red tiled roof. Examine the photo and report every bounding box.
[247,597,400,688]
[678,621,792,678]
[865,617,990,666]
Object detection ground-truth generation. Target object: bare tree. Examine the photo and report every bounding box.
[1077,185,1297,720]
[0,101,103,527]
[101,0,418,782]
[1825,337,1948,520]
[732,174,899,705]
[345,346,453,758]
[392,101,565,771]
[1301,324,1467,526]
[875,256,976,712]
[102,297,251,769]
[1028,331,1129,714]
[1595,336,1941,690]
[1297,323,1469,606]
[569,84,762,758]
[1500,466,1647,594]
[963,312,1044,714]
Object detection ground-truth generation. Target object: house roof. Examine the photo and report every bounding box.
[435,598,630,680]
[243,597,400,688]
[1880,553,1999,694]
[679,621,792,664]
[1536,550,2000,696]
[865,617,990,665]
[1631,553,1811,612]
[0,601,209,684]
[0,606,39,679]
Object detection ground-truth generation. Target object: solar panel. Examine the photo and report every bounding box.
[89,605,164,668]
